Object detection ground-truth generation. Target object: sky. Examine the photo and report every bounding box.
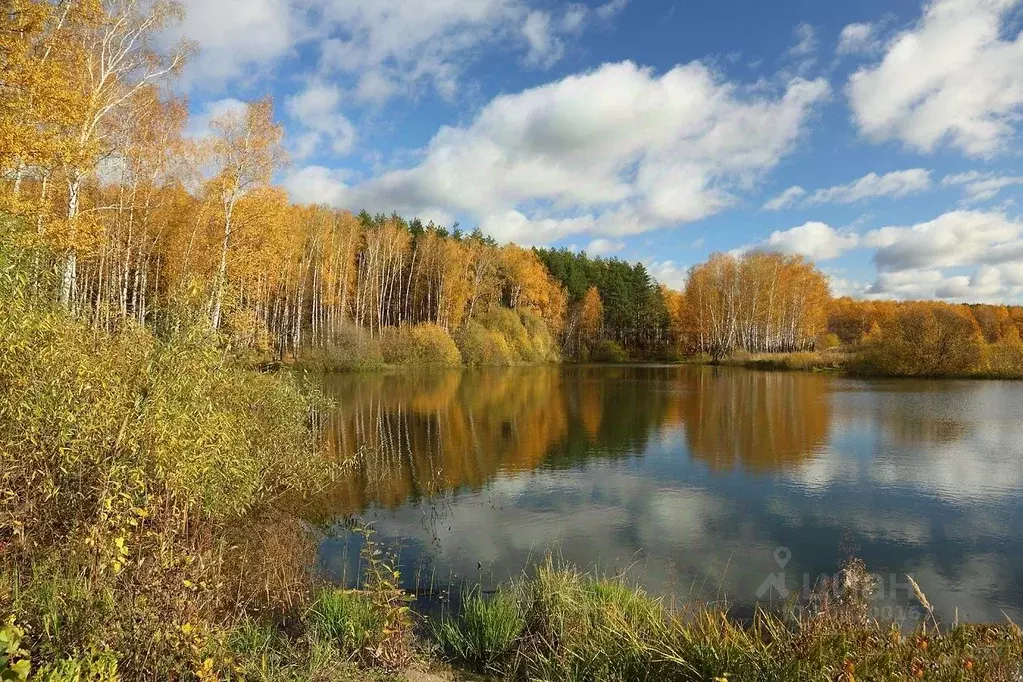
[165,0,1023,302]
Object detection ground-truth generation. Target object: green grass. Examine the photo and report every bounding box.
[428,558,1023,682]
[307,589,387,660]
[434,589,524,673]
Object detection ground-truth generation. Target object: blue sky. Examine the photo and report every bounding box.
[168,0,1023,302]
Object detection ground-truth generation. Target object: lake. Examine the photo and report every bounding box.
[310,365,1023,624]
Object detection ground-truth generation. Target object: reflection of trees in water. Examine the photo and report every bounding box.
[305,366,837,520]
[880,415,968,446]
[306,369,569,520]
[678,367,832,472]
[550,365,689,467]
[870,382,971,446]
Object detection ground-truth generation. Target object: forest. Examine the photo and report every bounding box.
[5,0,1023,379]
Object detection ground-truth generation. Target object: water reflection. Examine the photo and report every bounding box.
[311,366,1023,623]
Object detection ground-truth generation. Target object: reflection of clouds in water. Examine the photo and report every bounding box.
[366,465,764,598]
[316,367,1023,623]
[906,555,1020,623]
[797,411,1023,501]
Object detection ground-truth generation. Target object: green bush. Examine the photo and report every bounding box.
[455,320,515,366]
[455,309,560,366]
[295,326,385,372]
[519,309,560,363]
[434,589,524,673]
[381,323,462,367]
[482,308,532,361]
[589,339,629,363]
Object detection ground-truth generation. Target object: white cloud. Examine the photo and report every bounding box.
[314,0,617,103]
[762,186,806,211]
[280,165,351,206]
[943,171,1023,202]
[560,4,589,33]
[865,210,1023,271]
[186,98,248,139]
[331,61,829,243]
[286,82,356,158]
[836,22,881,56]
[807,169,933,205]
[646,260,688,289]
[788,23,817,57]
[763,169,932,210]
[847,0,1023,156]
[168,0,619,97]
[762,222,861,260]
[827,274,869,297]
[861,210,1023,301]
[166,0,309,87]
[522,11,564,68]
[596,0,630,21]
[585,238,625,255]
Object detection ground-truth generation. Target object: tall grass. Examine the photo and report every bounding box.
[431,557,1023,682]
[434,589,524,673]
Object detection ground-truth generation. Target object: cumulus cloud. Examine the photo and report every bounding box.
[943,171,1023,203]
[788,23,818,57]
[320,61,828,243]
[168,0,623,97]
[596,0,630,21]
[646,260,689,289]
[286,83,356,158]
[836,22,881,56]
[522,10,564,68]
[185,98,248,139]
[763,169,932,210]
[166,0,311,87]
[862,210,1023,300]
[762,222,861,260]
[314,0,621,103]
[585,238,625,256]
[738,209,1023,302]
[847,0,1023,156]
[865,210,1022,271]
[280,165,351,206]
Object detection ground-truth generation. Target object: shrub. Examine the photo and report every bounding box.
[817,332,842,350]
[589,339,629,363]
[456,309,560,366]
[0,242,334,679]
[854,302,984,377]
[518,310,559,363]
[482,308,532,361]
[434,589,524,673]
[455,320,516,366]
[295,326,385,372]
[381,323,462,367]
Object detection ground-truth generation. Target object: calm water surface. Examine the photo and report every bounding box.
[311,365,1023,623]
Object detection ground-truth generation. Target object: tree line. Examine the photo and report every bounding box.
[0,0,568,360]
[4,0,1023,375]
